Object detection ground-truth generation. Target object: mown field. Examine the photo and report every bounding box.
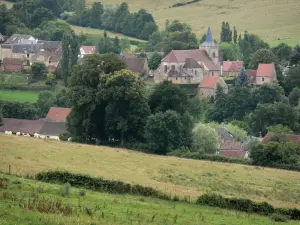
[1,134,300,209]
[0,90,40,103]
[1,174,294,225]
[86,0,300,46]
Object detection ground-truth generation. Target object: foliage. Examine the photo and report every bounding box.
[220,22,232,43]
[270,213,289,222]
[45,73,56,86]
[97,36,121,54]
[0,108,3,126]
[192,123,219,154]
[0,100,38,120]
[56,89,71,108]
[197,194,300,220]
[226,123,248,142]
[285,65,300,94]
[148,80,189,114]
[31,63,47,80]
[252,83,285,105]
[272,43,293,66]
[120,38,131,51]
[36,170,170,200]
[289,87,300,106]
[234,67,250,87]
[187,97,202,120]
[60,183,71,197]
[290,45,300,66]
[251,141,299,166]
[267,124,294,134]
[148,51,162,70]
[145,110,192,154]
[248,49,277,69]
[36,91,56,117]
[98,53,127,74]
[171,0,200,8]
[98,69,150,144]
[219,43,243,61]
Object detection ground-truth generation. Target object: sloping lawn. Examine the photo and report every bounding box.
[0,90,40,103]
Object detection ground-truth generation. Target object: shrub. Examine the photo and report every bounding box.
[0,178,9,189]
[270,213,289,222]
[79,190,86,197]
[36,171,170,200]
[60,183,71,197]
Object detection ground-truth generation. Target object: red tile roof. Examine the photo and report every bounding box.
[219,150,247,158]
[46,107,71,122]
[199,76,220,89]
[262,132,300,144]
[220,140,244,151]
[256,64,275,77]
[162,49,219,70]
[80,46,97,54]
[0,118,45,134]
[2,58,22,65]
[125,58,147,74]
[223,61,243,72]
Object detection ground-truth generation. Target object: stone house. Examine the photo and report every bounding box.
[222,61,243,77]
[154,27,221,85]
[4,34,37,45]
[247,63,277,86]
[12,44,44,61]
[198,76,228,99]
[125,58,149,76]
[79,46,97,58]
[1,58,23,72]
[218,140,249,159]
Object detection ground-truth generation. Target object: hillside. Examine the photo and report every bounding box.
[2,174,296,225]
[87,0,300,46]
[1,134,300,208]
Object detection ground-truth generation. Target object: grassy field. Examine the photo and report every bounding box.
[0,90,40,103]
[1,174,295,225]
[1,134,300,209]
[0,0,13,8]
[86,0,300,46]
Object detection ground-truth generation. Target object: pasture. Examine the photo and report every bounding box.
[1,174,294,225]
[86,0,300,46]
[0,90,40,103]
[1,134,300,208]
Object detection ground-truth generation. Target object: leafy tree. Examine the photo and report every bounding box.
[31,62,47,80]
[101,5,117,31]
[148,51,162,70]
[226,123,248,142]
[192,123,219,154]
[36,91,56,117]
[267,124,294,135]
[207,84,228,122]
[253,83,285,105]
[74,0,86,16]
[98,69,150,144]
[200,33,206,43]
[148,80,189,114]
[285,65,300,93]
[234,67,250,87]
[98,53,126,74]
[289,87,300,106]
[248,49,278,69]
[145,110,192,154]
[219,43,243,61]
[290,45,300,66]
[272,43,292,66]
[233,26,237,43]
[220,22,232,43]
[98,36,121,54]
[89,2,103,28]
[120,38,131,51]
[187,97,202,120]
[56,89,71,108]
[0,101,38,120]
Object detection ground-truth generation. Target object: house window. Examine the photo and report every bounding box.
[212,52,216,58]
[171,65,175,71]
[212,72,214,76]
[164,65,167,73]
[26,54,29,58]
[195,70,197,75]
[262,77,265,82]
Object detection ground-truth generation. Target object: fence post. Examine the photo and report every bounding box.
[8,165,11,175]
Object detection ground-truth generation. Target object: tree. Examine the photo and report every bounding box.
[0,107,3,126]
[219,42,243,61]
[207,84,228,122]
[233,26,237,43]
[285,65,300,93]
[89,2,103,28]
[234,67,250,87]
[272,43,292,66]
[31,62,47,80]
[148,80,189,114]
[289,87,300,106]
[98,69,150,144]
[192,123,219,154]
[30,7,54,28]
[56,89,71,108]
[0,101,38,120]
[188,97,202,120]
[145,110,192,154]
[267,124,294,135]
[253,83,285,105]
[290,45,300,66]
[120,38,130,51]
[220,22,232,43]
[226,123,248,142]
[74,0,86,16]
[98,53,126,74]
[200,33,206,43]
[148,51,162,70]
[248,49,278,69]
[36,91,56,117]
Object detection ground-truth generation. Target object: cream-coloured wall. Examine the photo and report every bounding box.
[199,88,215,99]
[255,77,273,85]
[0,48,12,60]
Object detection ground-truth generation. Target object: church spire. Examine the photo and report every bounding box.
[201,26,217,47]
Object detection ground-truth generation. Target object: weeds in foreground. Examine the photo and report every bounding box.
[60,183,71,197]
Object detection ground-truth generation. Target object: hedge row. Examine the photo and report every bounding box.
[0,83,52,91]
[36,171,170,200]
[197,194,300,220]
[171,0,200,8]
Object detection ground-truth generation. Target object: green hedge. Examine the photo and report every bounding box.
[36,171,170,200]
[0,83,52,91]
[197,194,300,220]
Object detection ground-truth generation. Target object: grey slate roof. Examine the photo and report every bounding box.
[38,121,67,136]
[12,44,44,54]
[38,41,61,50]
[201,27,217,47]
[183,58,202,68]
[5,34,34,44]
[0,118,45,135]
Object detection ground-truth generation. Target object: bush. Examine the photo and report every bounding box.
[36,171,170,200]
[196,194,300,221]
[79,190,86,197]
[0,100,39,120]
[60,183,71,197]
[171,0,200,7]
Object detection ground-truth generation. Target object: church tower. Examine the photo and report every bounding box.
[200,27,220,67]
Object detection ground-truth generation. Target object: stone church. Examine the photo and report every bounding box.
[154,27,222,85]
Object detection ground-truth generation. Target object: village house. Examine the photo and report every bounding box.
[4,34,38,45]
[262,132,300,144]
[1,58,23,72]
[124,58,149,76]
[222,61,243,77]
[198,76,228,99]
[247,63,277,86]
[154,27,221,85]
[218,140,249,159]
[79,46,97,58]
[0,118,45,135]
[45,107,71,123]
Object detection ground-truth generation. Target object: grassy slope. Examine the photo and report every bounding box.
[0,90,40,103]
[1,134,300,208]
[87,0,300,46]
[1,174,294,225]
[0,0,13,8]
